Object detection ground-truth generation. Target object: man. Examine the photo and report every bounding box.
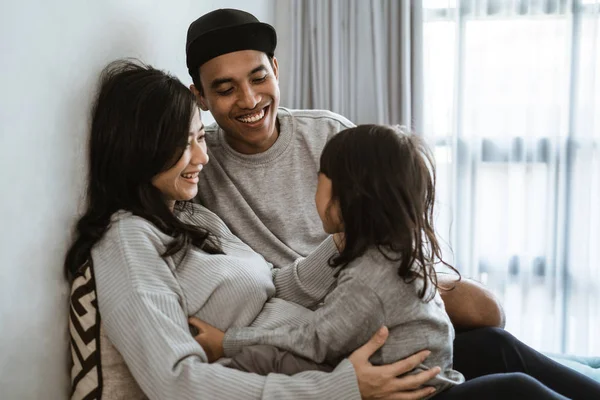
[184,8,600,399]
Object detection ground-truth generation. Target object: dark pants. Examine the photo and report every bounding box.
[436,372,569,399]
[229,328,600,399]
[451,327,600,400]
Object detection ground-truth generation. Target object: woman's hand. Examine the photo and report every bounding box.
[349,326,440,400]
[188,317,225,362]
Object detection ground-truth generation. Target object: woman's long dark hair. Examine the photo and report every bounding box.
[319,125,460,300]
[65,59,221,279]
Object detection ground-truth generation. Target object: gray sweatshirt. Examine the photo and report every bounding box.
[92,204,361,400]
[223,248,465,393]
[197,107,354,267]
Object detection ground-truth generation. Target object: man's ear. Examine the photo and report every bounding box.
[272,57,279,81]
[190,84,209,111]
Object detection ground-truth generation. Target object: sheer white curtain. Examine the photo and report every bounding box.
[423,0,600,355]
[276,0,423,128]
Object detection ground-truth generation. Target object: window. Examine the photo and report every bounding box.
[423,0,600,354]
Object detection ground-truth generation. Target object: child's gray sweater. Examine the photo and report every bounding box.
[224,248,465,393]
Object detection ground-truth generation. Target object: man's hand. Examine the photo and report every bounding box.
[349,327,440,400]
[438,274,506,331]
[189,317,225,362]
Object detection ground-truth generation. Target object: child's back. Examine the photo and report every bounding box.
[340,247,464,391]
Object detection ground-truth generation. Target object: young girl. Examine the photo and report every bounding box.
[193,124,465,396]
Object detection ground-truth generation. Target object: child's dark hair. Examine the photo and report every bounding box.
[319,124,460,300]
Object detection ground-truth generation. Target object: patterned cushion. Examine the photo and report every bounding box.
[69,260,103,400]
[69,260,147,400]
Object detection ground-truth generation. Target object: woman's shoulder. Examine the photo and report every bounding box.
[103,210,171,246]
[109,209,157,227]
[92,211,182,307]
[92,211,176,275]
[107,205,226,237]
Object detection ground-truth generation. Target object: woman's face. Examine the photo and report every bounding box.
[151,108,208,208]
[315,173,343,234]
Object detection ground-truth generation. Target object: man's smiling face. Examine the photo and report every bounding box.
[195,50,280,155]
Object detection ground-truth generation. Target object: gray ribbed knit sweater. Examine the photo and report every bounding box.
[92,204,361,400]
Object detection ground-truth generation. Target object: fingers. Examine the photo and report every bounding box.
[188,317,211,337]
[349,326,389,363]
[390,367,441,392]
[384,350,433,377]
[188,317,204,331]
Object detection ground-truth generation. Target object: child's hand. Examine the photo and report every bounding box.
[188,317,225,362]
[333,232,345,252]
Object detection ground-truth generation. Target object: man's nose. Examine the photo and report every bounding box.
[237,84,260,110]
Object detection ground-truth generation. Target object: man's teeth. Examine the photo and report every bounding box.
[237,108,265,123]
[181,172,199,179]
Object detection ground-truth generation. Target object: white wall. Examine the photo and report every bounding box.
[0,1,275,398]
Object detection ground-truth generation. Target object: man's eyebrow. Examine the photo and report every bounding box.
[250,65,268,75]
[209,65,269,89]
[210,77,233,90]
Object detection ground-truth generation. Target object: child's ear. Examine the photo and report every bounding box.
[190,84,209,111]
[326,198,344,233]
